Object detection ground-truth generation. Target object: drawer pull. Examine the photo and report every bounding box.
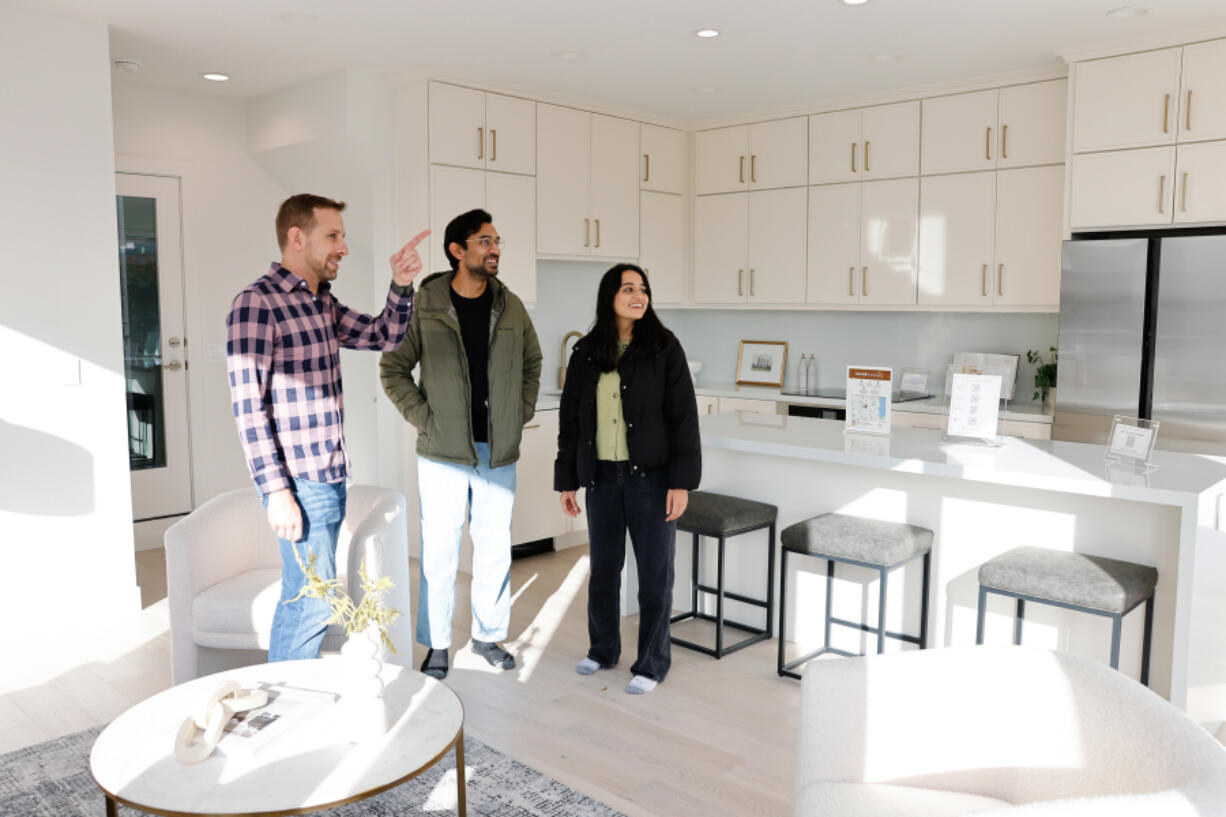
[1158,175,1166,214]
[1163,93,1170,134]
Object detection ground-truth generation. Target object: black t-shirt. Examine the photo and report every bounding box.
[450,285,493,443]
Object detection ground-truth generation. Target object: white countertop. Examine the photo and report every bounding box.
[700,412,1226,506]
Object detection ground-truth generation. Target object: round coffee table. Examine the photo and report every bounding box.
[89,659,466,816]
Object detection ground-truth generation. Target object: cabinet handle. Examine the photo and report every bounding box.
[644,153,650,182]
[864,141,870,172]
[1181,172,1189,212]
[737,269,743,296]
[751,154,757,183]
[862,266,868,297]
[1163,94,1170,134]
[851,142,857,173]
[998,263,1004,297]
[985,127,992,160]
[491,129,497,161]
[584,218,590,247]
[1186,90,1193,131]
[739,155,745,184]
[982,264,988,297]
[849,266,855,296]
[1001,124,1008,159]
[1158,175,1166,213]
[478,126,484,160]
[749,268,755,296]
[524,424,541,430]
[595,219,600,248]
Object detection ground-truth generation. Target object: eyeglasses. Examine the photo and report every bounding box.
[465,236,505,249]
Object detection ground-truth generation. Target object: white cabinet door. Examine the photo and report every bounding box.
[641,124,685,194]
[589,114,640,259]
[747,118,808,190]
[807,183,862,305]
[639,192,686,304]
[748,187,807,303]
[1174,140,1226,224]
[429,165,485,273]
[718,397,778,414]
[809,109,861,185]
[998,80,1067,168]
[536,104,590,255]
[1070,147,1176,228]
[1178,39,1226,143]
[429,83,486,170]
[1073,48,1181,152]
[860,178,919,305]
[921,89,998,174]
[511,411,566,545]
[918,172,997,306]
[486,172,536,303]
[995,165,1064,307]
[695,126,749,195]
[861,100,920,179]
[695,395,719,416]
[693,193,748,304]
[484,93,535,175]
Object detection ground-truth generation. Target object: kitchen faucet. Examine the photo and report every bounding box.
[559,330,583,389]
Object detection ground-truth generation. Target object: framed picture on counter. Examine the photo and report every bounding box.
[736,340,788,387]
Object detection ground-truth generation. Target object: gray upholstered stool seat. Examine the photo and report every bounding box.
[670,491,778,659]
[778,513,934,679]
[976,546,1157,685]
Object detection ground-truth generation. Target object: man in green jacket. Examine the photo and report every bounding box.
[380,208,542,680]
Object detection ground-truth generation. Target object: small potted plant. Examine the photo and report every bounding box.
[1027,347,1058,404]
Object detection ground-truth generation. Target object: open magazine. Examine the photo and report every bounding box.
[219,683,337,756]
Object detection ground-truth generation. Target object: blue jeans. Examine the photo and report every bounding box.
[264,478,347,662]
[416,442,516,649]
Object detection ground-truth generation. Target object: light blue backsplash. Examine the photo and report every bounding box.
[527,260,1059,402]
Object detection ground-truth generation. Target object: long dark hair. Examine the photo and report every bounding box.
[590,263,674,372]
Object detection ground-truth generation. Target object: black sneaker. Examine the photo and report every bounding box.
[421,647,449,679]
[471,640,516,670]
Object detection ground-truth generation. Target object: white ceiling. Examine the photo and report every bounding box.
[22,0,1226,121]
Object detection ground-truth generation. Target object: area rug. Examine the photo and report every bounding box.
[0,727,626,816]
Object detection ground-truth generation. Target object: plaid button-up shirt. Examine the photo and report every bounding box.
[226,263,413,495]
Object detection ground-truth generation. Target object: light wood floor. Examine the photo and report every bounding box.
[1,546,797,817]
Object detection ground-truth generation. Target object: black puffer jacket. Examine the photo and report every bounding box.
[554,333,701,492]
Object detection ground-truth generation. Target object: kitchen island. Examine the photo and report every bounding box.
[659,412,1226,728]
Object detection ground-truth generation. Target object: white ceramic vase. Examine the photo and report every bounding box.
[340,629,388,741]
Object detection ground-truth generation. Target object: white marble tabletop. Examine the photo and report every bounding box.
[90,660,464,815]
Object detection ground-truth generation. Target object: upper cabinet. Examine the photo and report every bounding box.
[809,101,919,184]
[922,80,1066,174]
[693,188,807,305]
[641,125,686,195]
[694,118,808,195]
[1072,49,1182,152]
[429,82,535,175]
[1178,39,1226,144]
[536,104,639,259]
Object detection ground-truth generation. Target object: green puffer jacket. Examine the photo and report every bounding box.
[379,271,542,468]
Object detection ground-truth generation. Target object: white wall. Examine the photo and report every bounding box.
[0,4,140,637]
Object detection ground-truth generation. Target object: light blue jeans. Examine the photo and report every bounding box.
[416,442,516,649]
[264,478,347,662]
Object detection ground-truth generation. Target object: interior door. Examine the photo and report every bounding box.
[116,173,192,520]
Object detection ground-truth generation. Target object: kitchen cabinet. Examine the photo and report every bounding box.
[1069,147,1176,229]
[918,166,1063,307]
[695,395,719,416]
[641,124,686,195]
[892,410,1052,440]
[809,101,920,184]
[693,188,807,305]
[537,104,639,258]
[639,191,686,304]
[922,80,1066,174]
[718,396,779,415]
[511,410,569,544]
[1072,48,1182,153]
[1173,140,1226,224]
[428,82,535,175]
[694,118,808,195]
[429,165,537,302]
[1179,39,1226,143]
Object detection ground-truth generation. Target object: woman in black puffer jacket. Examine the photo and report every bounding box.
[554,263,701,694]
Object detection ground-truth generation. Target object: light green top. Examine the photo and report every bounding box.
[595,341,630,461]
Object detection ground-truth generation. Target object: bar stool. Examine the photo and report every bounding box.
[976,546,1157,685]
[778,513,933,679]
[669,491,777,658]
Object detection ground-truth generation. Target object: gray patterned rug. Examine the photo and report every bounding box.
[0,727,626,816]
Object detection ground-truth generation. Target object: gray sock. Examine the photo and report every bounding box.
[625,675,658,694]
[576,658,601,675]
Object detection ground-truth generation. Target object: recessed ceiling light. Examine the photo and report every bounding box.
[843,0,869,5]
[1105,6,1148,18]
[112,59,141,73]
[552,51,585,61]
[869,53,897,63]
[695,29,720,38]
[202,73,230,82]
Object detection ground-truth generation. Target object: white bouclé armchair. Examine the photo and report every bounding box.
[165,485,413,684]
[794,647,1226,816]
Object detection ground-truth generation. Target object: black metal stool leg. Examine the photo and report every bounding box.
[766,523,776,638]
[1141,594,1154,686]
[919,551,931,649]
[975,585,988,645]
[777,548,790,676]
[715,535,726,657]
[1109,613,1122,670]
[824,559,834,650]
[1014,598,1025,645]
[690,531,699,616]
[876,566,888,654]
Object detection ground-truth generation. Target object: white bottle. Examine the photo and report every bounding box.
[798,354,809,392]
[807,355,818,390]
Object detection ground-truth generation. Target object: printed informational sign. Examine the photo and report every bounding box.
[1105,415,1160,472]
[845,366,892,436]
[946,373,1003,440]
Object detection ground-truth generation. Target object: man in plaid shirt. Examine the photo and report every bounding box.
[226,193,428,662]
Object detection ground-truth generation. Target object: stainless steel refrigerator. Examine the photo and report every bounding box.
[1054,232,1226,454]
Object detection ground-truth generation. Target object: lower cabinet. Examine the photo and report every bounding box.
[892,410,1052,440]
[695,395,719,416]
[718,396,780,414]
[511,409,575,544]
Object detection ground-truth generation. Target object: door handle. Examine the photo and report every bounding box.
[1186,90,1193,131]
[523,424,540,430]
[985,127,992,160]
[164,360,183,372]
[851,142,857,173]
[1163,93,1170,134]
[644,153,650,182]
[849,266,855,296]
[1181,172,1189,212]
[1001,125,1008,159]
[594,219,600,248]
[1158,175,1166,214]
[749,268,755,297]
[750,154,757,183]
[862,266,868,297]
[737,269,743,296]
[478,126,484,160]
[864,141,870,172]
[739,155,745,184]
[491,129,497,161]
[998,263,1004,297]
[982,264,988,297]
[584,218,590,247]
